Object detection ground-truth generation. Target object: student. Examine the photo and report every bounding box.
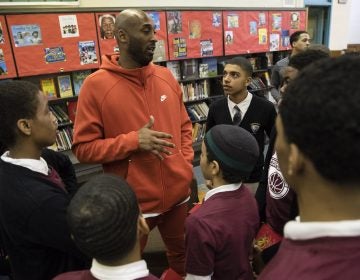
[72,9,193,276]
[258,55,360,279]
[54,174,159,280]
[255,49,330,265]
[0,81,87,280]
[270,31,310,101]
[206,56,276,194]
[185,124,260,280]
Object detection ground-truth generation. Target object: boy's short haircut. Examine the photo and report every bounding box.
[280,56,360,185]
[288,49,329,71]
[290,30,308,47]
[204,124,259,183]
[225,56,253,77]
[0,81,39,148]
[67,174,139,263]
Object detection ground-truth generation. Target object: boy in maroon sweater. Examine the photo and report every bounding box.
[54,174,159,280]
[185,125,260,280]
[259,55,360,279]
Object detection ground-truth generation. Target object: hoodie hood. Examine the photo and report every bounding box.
[100,54,156,87]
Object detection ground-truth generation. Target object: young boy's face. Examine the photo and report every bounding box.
[30,91,58,147]
[223,64,251,97]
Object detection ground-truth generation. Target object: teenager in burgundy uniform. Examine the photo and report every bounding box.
[185,125,260,280]
[54,174,159,280]
[259,56,360,279]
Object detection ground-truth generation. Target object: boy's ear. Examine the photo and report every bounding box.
[138,215,149,237]
[17,119,32,136]
[246,76,252,87]
[287,143,305,176]
[210,160,220,176]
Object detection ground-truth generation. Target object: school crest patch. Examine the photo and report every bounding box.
[250,123,261,134]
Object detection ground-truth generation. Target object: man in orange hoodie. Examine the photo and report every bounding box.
[72,9,194,276]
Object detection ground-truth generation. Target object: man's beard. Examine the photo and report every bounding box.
[128,36,153,67]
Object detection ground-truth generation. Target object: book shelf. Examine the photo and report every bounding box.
[0,8,306,178]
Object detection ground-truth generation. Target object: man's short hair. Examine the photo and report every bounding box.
[290,30,308,47]
[288,49,330,71]
[0,81,39,148]
[225,56,253,77]
[279,56,360,184]
[67,174,140,263]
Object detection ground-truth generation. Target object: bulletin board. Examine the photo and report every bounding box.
[6,13,100,77]
[146,11,169,62]
[166,10,223,60]
[268,10,307,52]
[223,11,270,56]
[0,15,17,79]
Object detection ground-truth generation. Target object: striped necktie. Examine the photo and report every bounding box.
[233,105,242,126]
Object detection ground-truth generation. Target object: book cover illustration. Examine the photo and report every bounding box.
[272,14,282,31]
[59,15,79,38]
[40,78,57,99]
[57,75,73,98]
[189,20,202,39]
[98,14,116,40]
[166,61,181,81]
[181,59,198,80]
[281,30,290,48]
[199,63,208,78]
[44,46,66,63]
[249,21,258,36]
[200,39,213,57]
[258,12,266,27]
[147,12,160,31]
[72,70,91,95]
[258,28,267,45]
[0,23,5,44]
[11,24,42,47]
[290,12,300,29]
[225,31,234,45]
[153,39,166,62]
[173,37,187,58]
[201,57,218,77]
[269,33,280,51]
[167,11,182,34]
[227,14,239,28]
[78,41,98,65]
[254,223,283,251]
[0,49,7,75]
[212,12,221,27]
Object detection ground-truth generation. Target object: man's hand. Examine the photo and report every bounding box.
[138,116,176,160]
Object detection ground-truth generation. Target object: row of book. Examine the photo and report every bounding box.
[248,77,268,91]
[50,104,71,125]
[40,70,92,99]
[55,127,73,151]
[186,102,209,122]
[192,123,206,143]
[181,80,210,102]
[167,57,218,81]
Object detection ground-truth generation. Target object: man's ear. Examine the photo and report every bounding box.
[17,119,32,136]
[117,29,128,43]
[287,143,305,176]
[138,216,149,237]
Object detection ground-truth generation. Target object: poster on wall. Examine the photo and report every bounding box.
[98,14,116,40]
[0,48,7,75]
[44,46,66,63]
[167,10,223,60]
[78,40,98,65]
[146,11,169,62]
[0,16,17,79]
[0,23,5,43]
[59,15,79,38]
[224,11,270,55]
[11,24,42,47]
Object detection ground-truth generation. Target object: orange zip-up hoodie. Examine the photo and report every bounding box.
[72,54,194,213]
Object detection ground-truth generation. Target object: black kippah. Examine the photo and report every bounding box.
[204,124,259,178]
